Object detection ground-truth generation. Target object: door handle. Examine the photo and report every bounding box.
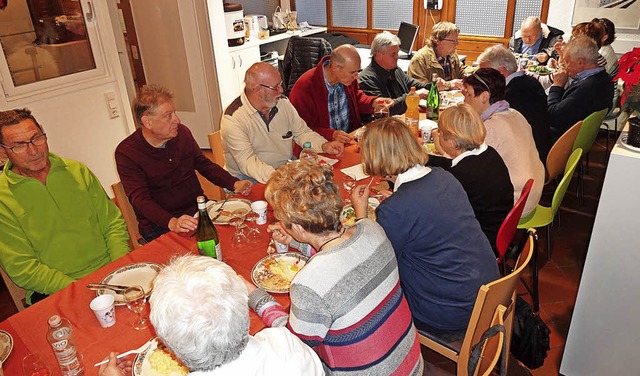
[239,55,243,68]
[231,56,236,69]
[85,1,95,22]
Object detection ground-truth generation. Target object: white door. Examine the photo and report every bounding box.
[128,0,223,148]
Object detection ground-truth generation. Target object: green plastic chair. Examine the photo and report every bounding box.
[518,148,583,259]
[572,109,608,200]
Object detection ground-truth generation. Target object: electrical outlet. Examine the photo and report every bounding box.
[105,91,120,119]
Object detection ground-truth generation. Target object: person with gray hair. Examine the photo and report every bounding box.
[509,16,564,64]
[359,31,431,116]
[478,44,550,162]
[548,35,613,140]
[99,254,324,375]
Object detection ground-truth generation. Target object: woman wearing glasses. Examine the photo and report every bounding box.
[463,68,544,217]
[407,21,470,90]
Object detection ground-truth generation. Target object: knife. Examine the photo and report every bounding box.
[87,283,129,293]
[211,197,230,221]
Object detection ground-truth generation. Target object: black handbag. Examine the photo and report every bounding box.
[510,296,550,369]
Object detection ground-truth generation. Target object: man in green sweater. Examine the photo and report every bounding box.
[0,109,129,305]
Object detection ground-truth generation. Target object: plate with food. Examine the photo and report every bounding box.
[206,198,252,225]
[0,330,12,363]
[97,262,163,306]
[133,337,188,376]
[251,252,309,293]
[527,65,555,75]
[340,197,379,227]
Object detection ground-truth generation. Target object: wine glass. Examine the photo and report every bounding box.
[123,285,149,330]
[22,353,52,376]
[244,211,261,242]
[229,209,249,248]
[342,174,356,204]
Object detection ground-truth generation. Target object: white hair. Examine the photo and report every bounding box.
[149,255,250,371]
[371,31,401,56]
[477,44,518,74]
[564,35,599,65]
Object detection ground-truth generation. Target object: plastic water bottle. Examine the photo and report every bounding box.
[47,315,85,376]
[299,142,318,162]
[405,87,420,137]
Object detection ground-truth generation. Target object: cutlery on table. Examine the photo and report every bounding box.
[94,340,153,367]
[86,283,129,293]
[211,197,230,221]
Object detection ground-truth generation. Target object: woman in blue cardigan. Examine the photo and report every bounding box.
[352,117,499,339]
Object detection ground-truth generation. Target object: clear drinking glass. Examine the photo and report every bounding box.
[124,285,149,330]
[244,211,261,242]
[22,353,51,376]
[342,174,357,204]
[229,209,249,248]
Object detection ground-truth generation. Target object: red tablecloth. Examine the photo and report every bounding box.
[0,143,364,375]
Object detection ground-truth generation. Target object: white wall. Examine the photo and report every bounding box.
[0,1,136,195]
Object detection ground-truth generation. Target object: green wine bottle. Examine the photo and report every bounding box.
[196,196,221,261]
[427,73,440,121]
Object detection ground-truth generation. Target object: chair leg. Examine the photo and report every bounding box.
[546,224,551,260]
[531,230,540,314]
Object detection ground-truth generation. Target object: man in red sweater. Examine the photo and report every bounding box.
[289,45,393,143]
[115,85,252,242]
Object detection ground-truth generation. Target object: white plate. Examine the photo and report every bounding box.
[0,330,12,363]
[97,262,163,306]
[251,252,308,293]
[206,198,252,225]
[133,337,188,376]
[620,135,640,153]
[340,198,379,227]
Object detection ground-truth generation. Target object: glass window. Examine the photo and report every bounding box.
[513,0,544,34]
[0,0,96,87]
[455,0,509,37]
[296,0,327,26]
[332,0,367,29]
[372,0,413,30]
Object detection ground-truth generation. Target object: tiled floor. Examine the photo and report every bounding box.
[0,133,611,375]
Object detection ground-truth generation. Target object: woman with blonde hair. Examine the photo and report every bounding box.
[352,117,499,339]
[247,160,424,375]
[429,103,514,255]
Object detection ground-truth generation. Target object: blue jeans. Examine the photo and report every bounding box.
[140,225,168,243]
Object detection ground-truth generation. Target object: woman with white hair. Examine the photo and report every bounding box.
[359,31,431,116]
[99,255,323,375]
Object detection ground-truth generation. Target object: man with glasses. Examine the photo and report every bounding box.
[115,85,253,242]
[289,44,392,143]
[509,16,563,65]
[221,62,344,184]
[0,109,129,305]
[408,22,469,90]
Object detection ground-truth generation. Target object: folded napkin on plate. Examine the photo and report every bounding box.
[340,164,369,180]
[318,155,339,166]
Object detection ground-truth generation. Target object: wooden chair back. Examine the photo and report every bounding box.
[473,305,506,376]
[207,131,226,201]
[0,267,27,311]
[546,120,581,183]
[418,230,535,376]
[111,182,143,250]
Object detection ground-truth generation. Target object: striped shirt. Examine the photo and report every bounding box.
[261,219,423,375]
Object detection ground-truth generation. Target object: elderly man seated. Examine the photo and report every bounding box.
[115,85,253,243]
[548,36,613,141]
[0,109,129,305]
[407,22,470,90]
[221,62,344,184]
[289,44,392,143]
[359,31,432,116]
[98,255,324,375]
[509,16,564,64]
[477,44,550,162]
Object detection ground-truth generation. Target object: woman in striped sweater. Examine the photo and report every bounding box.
[247,160,423,375]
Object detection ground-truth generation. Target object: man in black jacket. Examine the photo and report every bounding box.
[359,31,431,116]
[477,44,550,163]
[509,16,563,65]
[548,36,613,141]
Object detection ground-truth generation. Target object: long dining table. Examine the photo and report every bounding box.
[0,140,367,375]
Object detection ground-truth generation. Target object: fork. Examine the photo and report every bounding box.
[211,197,230,221]
[94,340,153,367]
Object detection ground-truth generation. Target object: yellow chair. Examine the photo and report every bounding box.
[0,267,27,311]
[111,181,143,250]
[206,131,227,202]
[418,229,535,376]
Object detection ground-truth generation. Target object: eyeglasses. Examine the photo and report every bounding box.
[1,133,47,154]
[472,73,492,96]
[442,39,459,44]
[259,81,283,91]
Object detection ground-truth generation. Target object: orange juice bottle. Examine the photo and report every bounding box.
[405,87,420,137]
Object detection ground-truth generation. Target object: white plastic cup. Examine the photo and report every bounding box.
[251,200,268,225]
[420,127,432,145]
[90,295,116,328]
